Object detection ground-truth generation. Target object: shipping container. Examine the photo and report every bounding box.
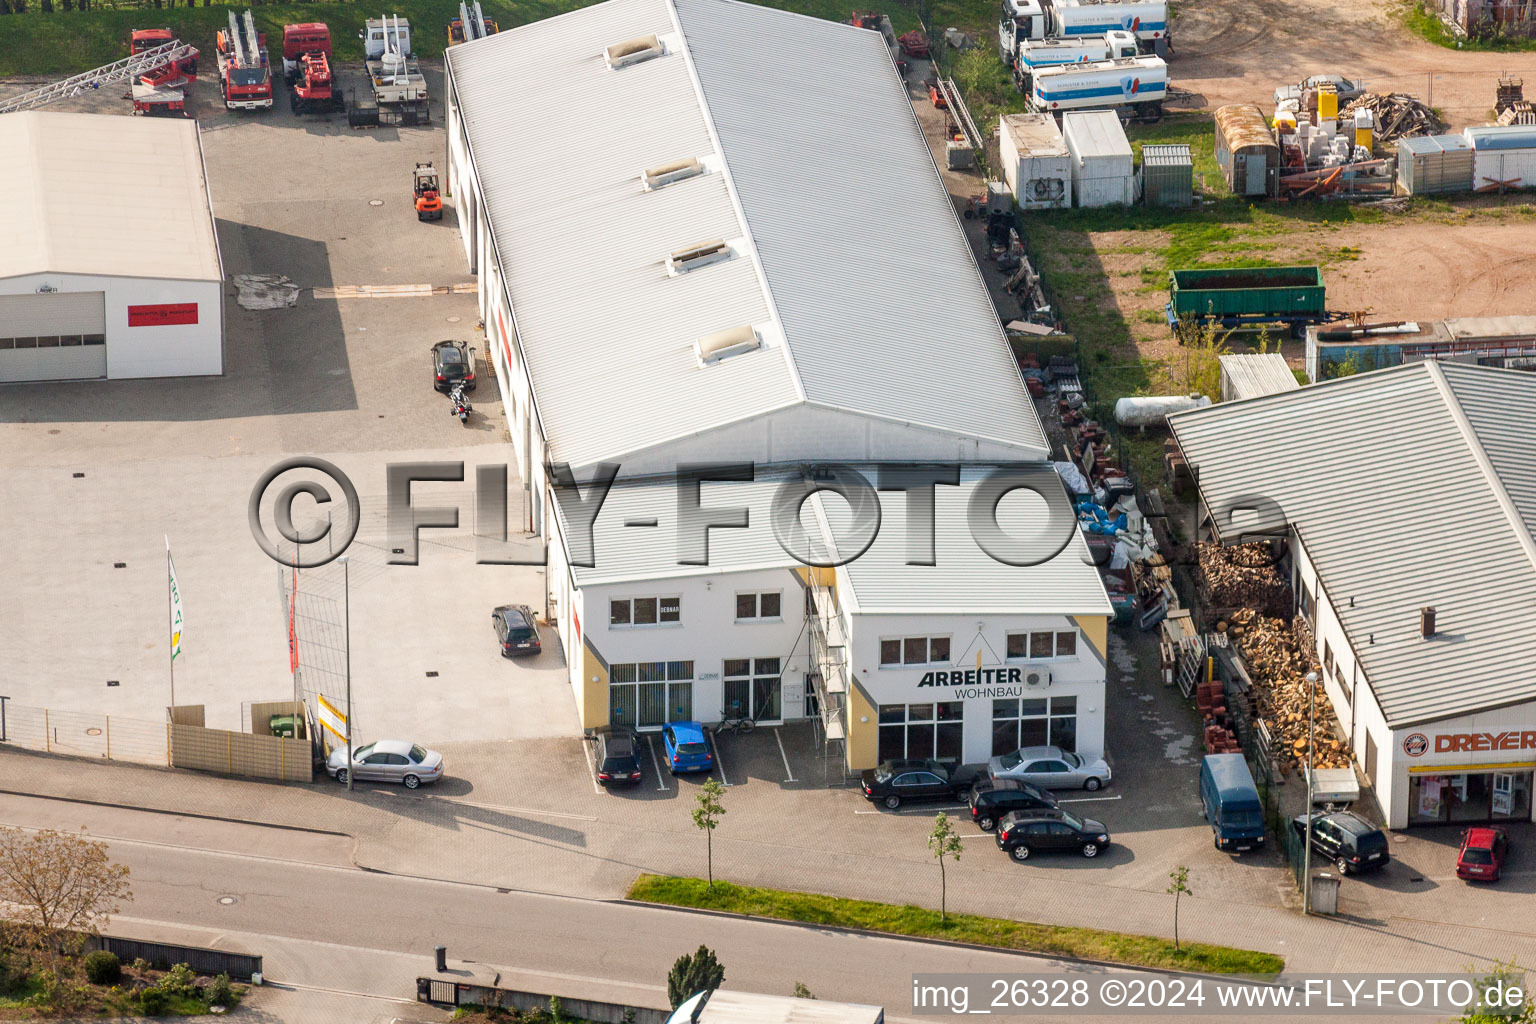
[1062,109,1135,207]
[1167,266,1326,336]
[1140,143,1192,206]
[1214,104,1279,197]
[1464,125,1536,192]
[1396,134,1474,195]
[999,112,1072,209]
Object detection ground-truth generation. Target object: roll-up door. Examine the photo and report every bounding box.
[0,291,108,382]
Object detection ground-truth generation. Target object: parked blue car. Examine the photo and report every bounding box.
[662,721,714,774]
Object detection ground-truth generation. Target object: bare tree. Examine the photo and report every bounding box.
[928,813,963,924]
[1165,865,1192,952]
[0,828,133,971]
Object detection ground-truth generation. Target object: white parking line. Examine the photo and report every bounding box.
[1057,794,1123,804]
[578,738,603,796]
[712,732,732,787]
[853,803,967,815]
[645,735,669,791]
[773,727,797,783]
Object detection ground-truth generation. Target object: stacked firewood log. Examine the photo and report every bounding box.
[1222,609,1350,774]
[1194,543,1292,618]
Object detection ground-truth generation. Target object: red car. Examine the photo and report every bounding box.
[1456,826,1510,882]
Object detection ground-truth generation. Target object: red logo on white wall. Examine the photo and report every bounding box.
[128,303,198,327]
[1402,733,1429,757]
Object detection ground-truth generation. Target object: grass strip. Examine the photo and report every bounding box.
[628,875,1285,976]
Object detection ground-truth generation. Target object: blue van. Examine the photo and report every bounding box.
[1200,753,1266,852]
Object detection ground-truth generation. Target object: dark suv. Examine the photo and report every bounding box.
[995,809,1111,862]
[594,728,643,787]
[968,778,1059,831]
[492,605,541,657]
[1291,810,1390,874]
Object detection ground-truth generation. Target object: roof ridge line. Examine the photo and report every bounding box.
[665,0,808,404]
[1426,360,1536,576]
[28,114,54,277]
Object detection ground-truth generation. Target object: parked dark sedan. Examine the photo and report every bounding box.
[492,604,542,657]
[860,759,986,810]
[968,778,1060,831]
[995,809,1111,862]
[593,728,643,787]
[1290,810,1389,875]
[432,340,477,392]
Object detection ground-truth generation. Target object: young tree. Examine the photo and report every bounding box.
[928,813,964,925]
[792,982,817,1000]
[691,778,727,888]
[0,827,132,971]
[667,945,726,1010]
[1166,865,1192,952]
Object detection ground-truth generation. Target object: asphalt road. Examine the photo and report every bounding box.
[0,794,1322,1024]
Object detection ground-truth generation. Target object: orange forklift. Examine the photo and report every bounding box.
[413,162,443,221]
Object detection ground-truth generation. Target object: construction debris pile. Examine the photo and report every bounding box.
[1193,542,1292,619]
[1496,76,1535,125]
[1340,92,1446,145]
[1222,609,1351,774]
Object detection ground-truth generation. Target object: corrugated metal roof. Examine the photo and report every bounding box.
[1169,362,1536,727]
[1399,133,1471,155]
[1001,113,1067,156]
[1142,143,1192,167]
[0,111,221,282]
[1215,104,1278,153]
[561,467,1110,618]
[1464,125,1536,151]
[696,990,883,1024]
[447,0,1045,469]
[821,467,1113,615]
[1219,352,1299,401]
[1062,110,1131,161]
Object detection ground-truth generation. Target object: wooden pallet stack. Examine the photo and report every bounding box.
[1224,608,1350,775]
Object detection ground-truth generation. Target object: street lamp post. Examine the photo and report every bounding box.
[340,555,353,792]
[1303,669,1319,913]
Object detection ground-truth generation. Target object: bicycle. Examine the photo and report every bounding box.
[717,711,756,736]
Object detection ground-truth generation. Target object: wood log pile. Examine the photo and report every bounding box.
[1222,609,1350,774]
[1194,542,1292,618]
[1341,93,1447,144]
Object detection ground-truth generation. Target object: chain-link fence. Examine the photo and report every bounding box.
[0,701,168,767]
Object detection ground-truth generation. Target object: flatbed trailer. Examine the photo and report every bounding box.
[1166,266,1344,338]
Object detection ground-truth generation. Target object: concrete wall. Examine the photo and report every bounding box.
[0,273,222,379]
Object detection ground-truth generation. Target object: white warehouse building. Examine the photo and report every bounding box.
[1172,362,1536,830]
[0,111,224,384]
[443,0,1111,772]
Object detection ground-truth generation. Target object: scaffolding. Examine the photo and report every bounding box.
[807,585,853,784]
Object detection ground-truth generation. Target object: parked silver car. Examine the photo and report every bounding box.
[988,745,1112,791]
[326,739,444,789]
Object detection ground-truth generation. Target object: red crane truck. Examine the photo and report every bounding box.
[282,23,344,114]
[216,10,273,110]
[130,28,198,116]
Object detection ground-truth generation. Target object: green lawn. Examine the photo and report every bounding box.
[629,875,1286,975]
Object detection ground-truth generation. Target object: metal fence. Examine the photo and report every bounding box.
[0,702,167,767]
[90,936,262,981]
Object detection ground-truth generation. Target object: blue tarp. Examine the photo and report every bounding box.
[1076,498,1127,536]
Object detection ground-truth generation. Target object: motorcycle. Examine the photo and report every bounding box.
[449,384,472,425]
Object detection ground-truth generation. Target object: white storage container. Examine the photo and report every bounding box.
[998,113,1071,209]
[1463,125,1536,192]
[1062,110,1135,207]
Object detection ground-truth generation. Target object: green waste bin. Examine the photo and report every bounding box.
[268,714,306,739]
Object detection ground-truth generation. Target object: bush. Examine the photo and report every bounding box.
[131,958,151,973]
[160,963,196,998]
[206,973,234,1008]
[84,950,121,985]
[138,987,169,1016]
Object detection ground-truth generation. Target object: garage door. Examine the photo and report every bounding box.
[0,291,108,383]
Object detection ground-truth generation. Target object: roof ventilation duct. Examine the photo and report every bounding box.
[696,325,760,365]
[604,34,662,69]
[642,157,704,191]
[667,239,730,276]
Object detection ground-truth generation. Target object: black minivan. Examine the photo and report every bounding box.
[594,728,643,787]
[492,604,542,657]
[968,778,1060,831]
[1291,810,1390,874]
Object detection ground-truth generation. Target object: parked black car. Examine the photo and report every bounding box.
[593,728,643,787]
[1290,810,1390,874]
[995,809,1111,862]
[968,778,1060,831]
[860,759,986,810]
[492,604,542,657]
[431,340,476,393]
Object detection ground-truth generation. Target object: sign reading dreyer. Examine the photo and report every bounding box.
[1403,730,1536,757]
[128,302,199,327]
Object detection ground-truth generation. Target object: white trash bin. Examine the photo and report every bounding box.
[1310,873,1340,915]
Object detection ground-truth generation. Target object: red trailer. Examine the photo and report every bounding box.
[283,22,343,113]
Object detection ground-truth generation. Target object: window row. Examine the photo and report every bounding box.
[879,630,1079,667]
[609,591,785,628]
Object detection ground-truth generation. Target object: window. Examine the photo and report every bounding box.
[1005,631,1079,659]
[1298,578,1315,622]
[724,657,781,722]
[735,591,782,621]
[992,696,1077,755]
[877,702,963,763]
[610,595,680,627]
[609,661,694,730]
[879,635,951,667]
[1323,640,1335,680]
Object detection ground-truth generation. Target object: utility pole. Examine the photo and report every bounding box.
[341,554,353,791]
[1303,670,1319,913]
